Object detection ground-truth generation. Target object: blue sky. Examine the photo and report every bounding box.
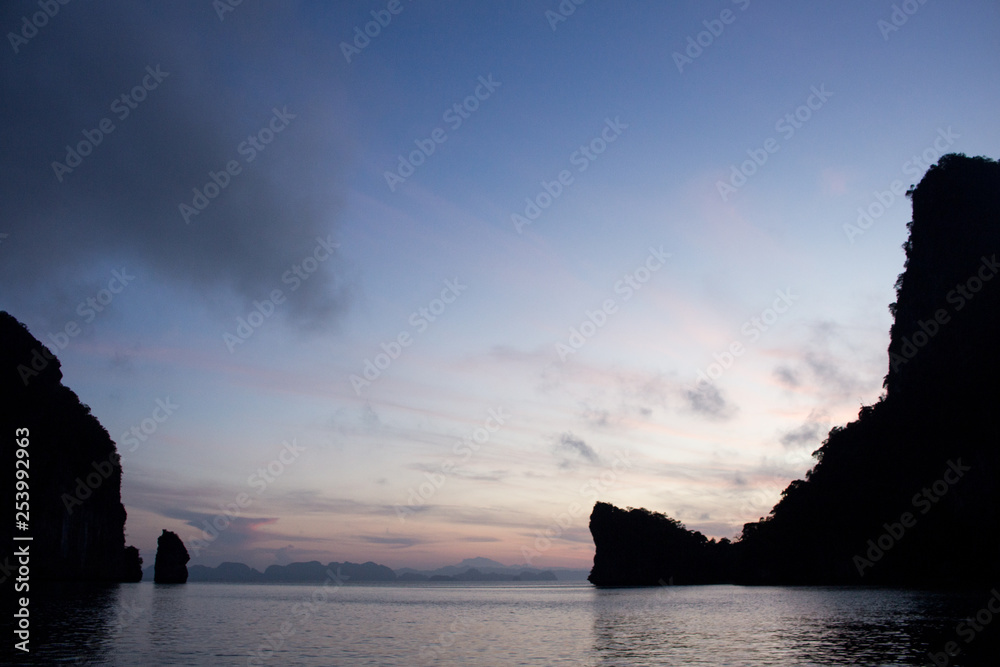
[2,0,998,570]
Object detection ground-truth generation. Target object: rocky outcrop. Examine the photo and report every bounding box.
[0,312,142,582]
[588,503,733,586]
[589,153,1000,587]
[153,530,190,583]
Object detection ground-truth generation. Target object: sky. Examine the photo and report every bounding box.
[2,1,998,571]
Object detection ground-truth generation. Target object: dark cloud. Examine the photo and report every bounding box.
[362,403,383,430]
[779,409,829,449]
[155,505,281,561]
[0,2,353,330]
[406,461,507,483]
[773,365,801,388]
[803,352,862,396]
[516,525,592,545]
[556,432,599,466]
[357,535,422,548]
[683,381,737,420]
[579,404,613,428]
[797,320,880,399]
[456,536,500,543]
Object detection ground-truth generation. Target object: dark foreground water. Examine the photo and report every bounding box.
[7,581,1000,666]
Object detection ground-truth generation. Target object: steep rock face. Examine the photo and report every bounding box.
[885,154,1000,401]
[588,503,733,585]
[153,530,190,583]
[589,154,1000,586]
[0,312,142,582]
[739,154,1000,586]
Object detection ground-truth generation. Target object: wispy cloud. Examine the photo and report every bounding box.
[779,409,829,449]
[683,381,738,420]
[555,432,599,467]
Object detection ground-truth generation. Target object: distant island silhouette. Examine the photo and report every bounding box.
[154,559,561,583]
[589,153,1000,587]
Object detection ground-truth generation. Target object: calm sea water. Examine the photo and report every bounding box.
[9,581,1000,666]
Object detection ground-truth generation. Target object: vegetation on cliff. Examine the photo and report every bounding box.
[590,154,1000,587]
[1,312,142,583]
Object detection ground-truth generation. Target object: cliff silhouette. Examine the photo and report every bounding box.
[590,153,1000,587]
[0,311,142,582]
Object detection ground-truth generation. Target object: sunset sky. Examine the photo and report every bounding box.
[2,1,999,570]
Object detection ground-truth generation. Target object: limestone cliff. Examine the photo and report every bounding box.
[0,312,141,582]
[589,154,1000,586]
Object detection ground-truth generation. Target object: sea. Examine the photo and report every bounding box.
[8,581,1000,666]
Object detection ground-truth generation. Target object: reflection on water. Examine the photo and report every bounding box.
[20,581,141,665]
[591,585,1000,666]
[148,583,190,661]
[10,581,1000,666]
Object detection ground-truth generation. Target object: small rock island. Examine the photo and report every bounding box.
[154,529,190,584]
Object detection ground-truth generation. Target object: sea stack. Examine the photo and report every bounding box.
[154,529,190,583]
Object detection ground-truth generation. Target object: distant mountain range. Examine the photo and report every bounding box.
[394,557,589,581]
[140,556,589,583]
